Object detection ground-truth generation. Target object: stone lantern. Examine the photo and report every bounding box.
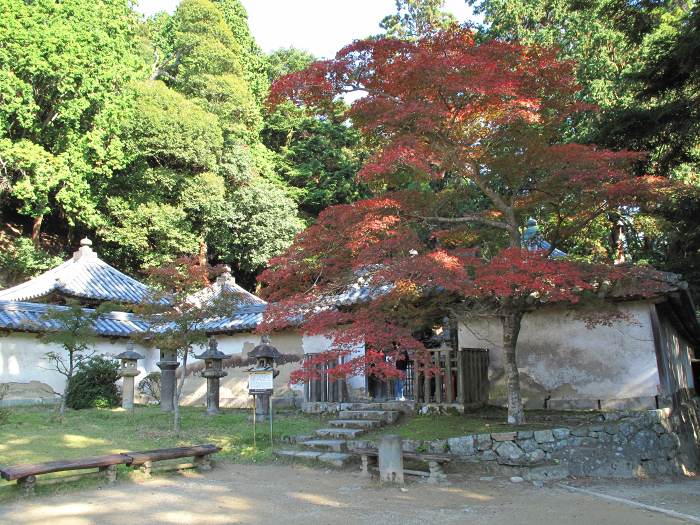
[116,341,144,411]
[195,337,228,415]
[157,347,179,412]
[248,335,281,421]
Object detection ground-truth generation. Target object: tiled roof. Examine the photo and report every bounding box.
[199,304,266,334]
[0,301,148,338]
[0,238,161,305]
[187,268,266,308]
[0,300,267,337]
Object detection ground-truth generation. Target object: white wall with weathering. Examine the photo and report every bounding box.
[457,301,663,410]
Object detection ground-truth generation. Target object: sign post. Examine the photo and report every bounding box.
[248,369,274,449]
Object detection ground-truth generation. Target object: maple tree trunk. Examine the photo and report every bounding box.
[503,311,525,425]
[59,351,75,421]
[173,349,188,434]
[31,215,43,247]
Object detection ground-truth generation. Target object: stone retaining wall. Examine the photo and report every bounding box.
[350,408,689,479]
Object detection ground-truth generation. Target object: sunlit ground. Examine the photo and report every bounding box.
[0,404,326,502]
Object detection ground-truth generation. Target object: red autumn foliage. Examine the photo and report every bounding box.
[263,28,675,423]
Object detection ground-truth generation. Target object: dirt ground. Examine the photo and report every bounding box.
[1,463,699,525]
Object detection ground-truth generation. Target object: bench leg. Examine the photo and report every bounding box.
[17,476,36,497]
[140,461,152,477]
[360,455,375,478]
[427,461,447,484]
[194,454,212,472]
[99,465,118,483]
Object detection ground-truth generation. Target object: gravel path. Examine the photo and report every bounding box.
[2,463,698,525]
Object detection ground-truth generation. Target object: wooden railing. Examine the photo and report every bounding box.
[304,357,347,403]
[412,347,489,405]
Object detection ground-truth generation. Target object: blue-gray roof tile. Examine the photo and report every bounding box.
[0,238,161,305]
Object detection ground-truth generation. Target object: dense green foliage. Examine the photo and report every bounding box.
[66,356,121,410]
[470,0,700,299]
[0,0,349,287]
[0,0,696,300]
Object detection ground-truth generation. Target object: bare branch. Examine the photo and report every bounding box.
[418,214,509,230]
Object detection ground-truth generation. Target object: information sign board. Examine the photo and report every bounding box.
[248,370,274,394]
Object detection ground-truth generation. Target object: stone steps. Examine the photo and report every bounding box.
[274,449,355,468]
[315,427,365,439]
[338,410,399,423]
[329,419,381,429]
[301,439,348,452]
[282,404,403,470]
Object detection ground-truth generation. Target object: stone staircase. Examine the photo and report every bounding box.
[275,404,404,468]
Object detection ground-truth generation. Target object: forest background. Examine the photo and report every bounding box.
[0,0,698,303]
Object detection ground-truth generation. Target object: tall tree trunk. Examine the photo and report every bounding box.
[173,348,189,434]
[31,215,43,247]
[59,351,75,420]
[503,310,525,425]
[198,238,208,269]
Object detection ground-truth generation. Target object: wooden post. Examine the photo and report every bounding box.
[413,361,421,403]
[423,366,431,404]
[445,348,454,404]
[457,349,465,404]
[434,351,442,404]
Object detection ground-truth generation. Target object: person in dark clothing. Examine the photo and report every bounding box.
[394,348,409,401]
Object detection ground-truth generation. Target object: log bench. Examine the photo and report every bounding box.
[0,444,221,496]
[0,454,132,496]
[126,444,221,477]
[349,447,452,484]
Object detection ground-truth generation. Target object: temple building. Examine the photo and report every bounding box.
[0,238,697,413]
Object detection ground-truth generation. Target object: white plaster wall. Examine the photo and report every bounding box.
[458,301,660,408]
[656,312,695,395]
[0,332,148,400]
[180,331,305,408]
[0,328,370,406]
[301,334,366,391]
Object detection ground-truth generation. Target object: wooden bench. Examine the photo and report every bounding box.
[126,444,221,477]
[0,454,132,496]
[349,447,452,484]
[0,444,221,496]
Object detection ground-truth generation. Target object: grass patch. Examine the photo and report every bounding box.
[364,406,600,441]
[0,404,326,502]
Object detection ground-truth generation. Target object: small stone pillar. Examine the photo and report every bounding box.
[157,348,179,412]
[116,341,144,411]
[378,434,404,484]
[195,337,228,415]
[247,336,281,422]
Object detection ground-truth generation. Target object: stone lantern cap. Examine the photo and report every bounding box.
[115,350,145,361]
[116,341,144,361]
[248,335,282,361]
[195,338,228,361]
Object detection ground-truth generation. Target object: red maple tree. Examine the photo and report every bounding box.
[260,28,672,424]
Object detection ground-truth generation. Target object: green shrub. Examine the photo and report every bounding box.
[66,356,121,410]
[137,371,161,403]
[0,384,10,424]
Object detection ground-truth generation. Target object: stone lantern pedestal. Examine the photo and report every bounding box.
[157,348,179,412]
[116,342,144,411]
[247,336,282,422]
[195,337,228,415]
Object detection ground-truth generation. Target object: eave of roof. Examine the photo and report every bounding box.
[0,239,165,305]
[0,300,148,338]
[0,300,268,338]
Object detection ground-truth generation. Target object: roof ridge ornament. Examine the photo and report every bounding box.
[216,265,235,285]
[73,237,96,261]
